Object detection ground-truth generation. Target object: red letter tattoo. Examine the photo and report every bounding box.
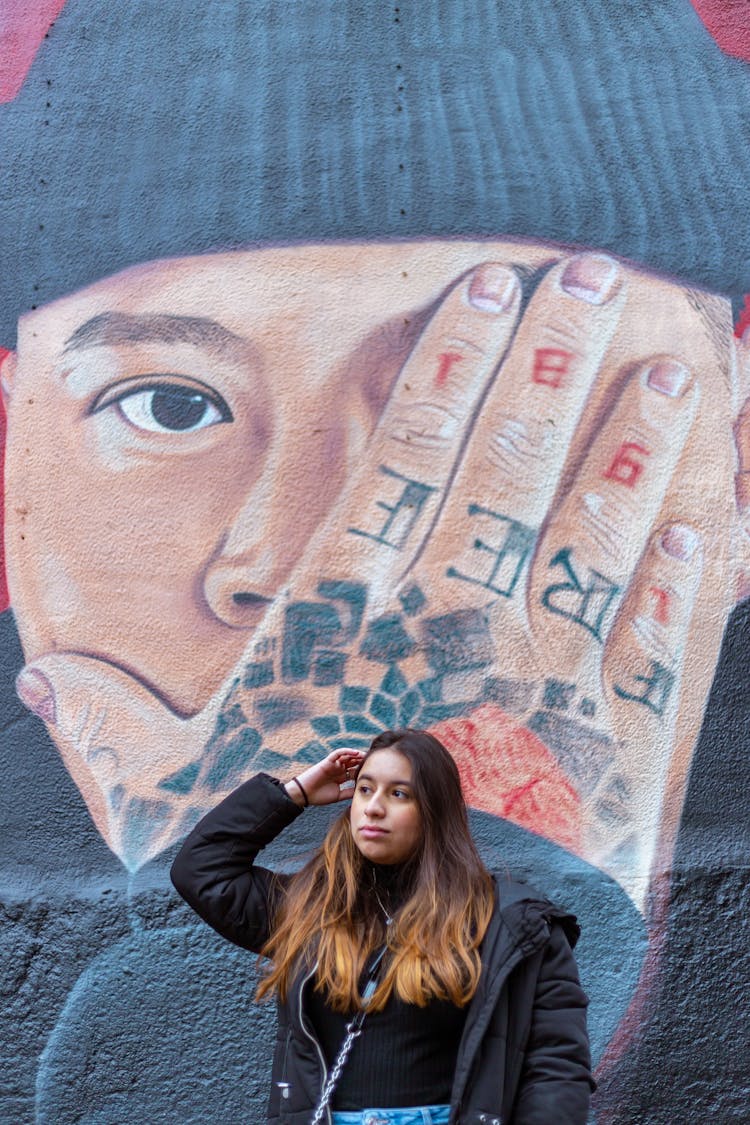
[649,586,670,625]
[532,348,572,388]
[435,351,463,389]
[604,441,650,488]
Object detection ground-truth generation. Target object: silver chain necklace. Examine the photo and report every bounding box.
[370,869,394,927]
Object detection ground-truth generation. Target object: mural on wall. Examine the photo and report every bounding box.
[1,3,750,1123]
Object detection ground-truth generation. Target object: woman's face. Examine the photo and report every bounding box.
[350,748,423,865]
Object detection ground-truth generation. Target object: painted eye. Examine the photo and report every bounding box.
[111,383,232,433]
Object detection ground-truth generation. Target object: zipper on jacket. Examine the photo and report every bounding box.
[275,1030,293,1102]
[297,961,332,1125]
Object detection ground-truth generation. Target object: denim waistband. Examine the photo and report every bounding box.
[331,1106,451,1125]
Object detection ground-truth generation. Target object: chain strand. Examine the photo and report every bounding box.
[309,1020,362,1125]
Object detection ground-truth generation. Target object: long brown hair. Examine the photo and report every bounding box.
[257,729,495,1011]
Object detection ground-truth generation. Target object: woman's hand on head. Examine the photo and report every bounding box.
[284,748,366,806]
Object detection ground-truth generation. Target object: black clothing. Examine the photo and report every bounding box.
[306,982,467,1109]
[304,856,467,1108]
[171,772,594,1124]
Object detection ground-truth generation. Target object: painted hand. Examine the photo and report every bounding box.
[211,252,739,907]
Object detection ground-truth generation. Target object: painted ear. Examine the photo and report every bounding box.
[0,349,17,401]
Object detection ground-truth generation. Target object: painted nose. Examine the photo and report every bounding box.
[202,480,282,628]
[203,556,276,628]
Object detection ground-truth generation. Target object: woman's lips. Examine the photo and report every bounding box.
[359,825,388,838]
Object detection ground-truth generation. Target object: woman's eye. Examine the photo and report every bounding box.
[98,382,232,433]
[393,789,408,799]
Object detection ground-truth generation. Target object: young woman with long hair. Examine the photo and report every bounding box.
[171,729,593,1124]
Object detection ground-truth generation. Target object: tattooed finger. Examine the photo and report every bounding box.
[312,262,522,583]
[411,252,625,605]
[604,522,703,722]
[529,355,698,661]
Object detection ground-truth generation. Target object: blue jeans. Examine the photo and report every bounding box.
[331,1108,451,1125]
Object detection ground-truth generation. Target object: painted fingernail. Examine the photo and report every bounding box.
[646,360,689,398]
[16,667,57,724]
[560,254,619,304]
[661,524,700,561]
[468,265,519,313]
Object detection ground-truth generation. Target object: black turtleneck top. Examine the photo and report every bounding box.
[304,862,468,1110]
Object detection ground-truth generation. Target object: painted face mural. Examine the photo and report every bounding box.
[2,3,750,1124]
[4,239,741,901]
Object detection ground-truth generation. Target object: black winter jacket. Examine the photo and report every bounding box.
[170,774,594,1125]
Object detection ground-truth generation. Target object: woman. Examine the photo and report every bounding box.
[171,729,594,1124]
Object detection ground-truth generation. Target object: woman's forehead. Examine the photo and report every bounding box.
[360,747,412,781]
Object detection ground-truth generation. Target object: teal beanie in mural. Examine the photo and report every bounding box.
[1,0,749,343]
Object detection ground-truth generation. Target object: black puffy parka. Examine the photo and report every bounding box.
[170,773,594,1125]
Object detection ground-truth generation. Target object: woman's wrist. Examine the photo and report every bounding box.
[284,775,309,807]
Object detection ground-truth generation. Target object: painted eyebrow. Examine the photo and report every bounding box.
[357,773,412,787]
[63,311,250,361]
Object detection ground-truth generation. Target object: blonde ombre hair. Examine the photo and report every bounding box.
[257,729,495,1012]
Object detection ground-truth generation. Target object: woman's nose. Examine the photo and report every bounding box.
[365,794,385,817]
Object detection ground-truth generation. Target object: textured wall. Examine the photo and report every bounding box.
[1,3,749,1122]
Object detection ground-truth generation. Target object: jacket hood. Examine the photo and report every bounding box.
[492,875,581,952]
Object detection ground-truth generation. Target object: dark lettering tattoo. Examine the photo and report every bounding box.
[447,505,536,597]
[613,660,675,715]
[541,548,621,640]
[348,465,437,550]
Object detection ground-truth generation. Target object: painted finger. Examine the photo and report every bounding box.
[529,357,698,665]
[578,524,703,883]
[604,523,703,726]
[295,262,522,591]
[412,253,625,606]
[15,654,210,868]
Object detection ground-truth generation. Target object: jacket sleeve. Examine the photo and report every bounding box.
[512,923,595,1124]
[170,772,304,952]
